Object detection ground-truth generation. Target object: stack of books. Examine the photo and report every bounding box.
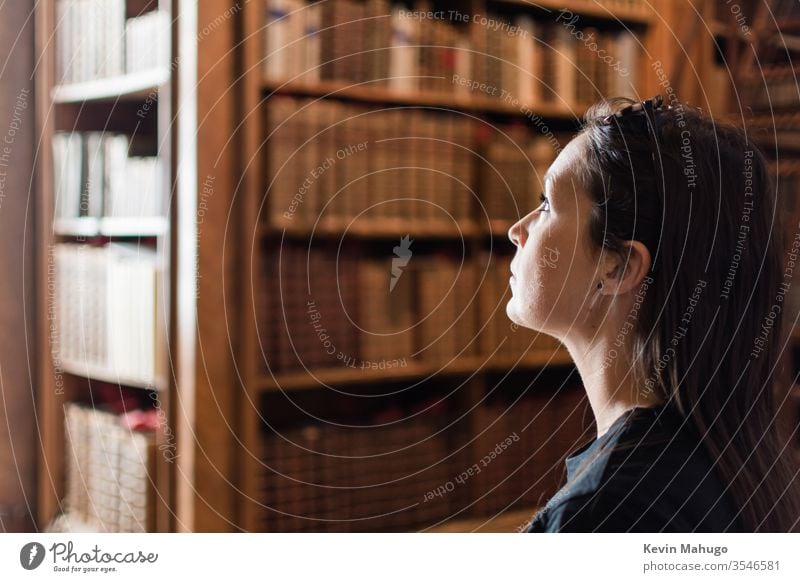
[258,403,453,532]
[54,243,158,386]
[260,241,486,374]
[64,403,155,532]
[477,122,563,223]
[55,1,169,84]
[125,10,171,75]
[52,132,163,221]
[477,251,564,363]
[265,96,474,231]
[263,1,641,106]
[471,384,591,516]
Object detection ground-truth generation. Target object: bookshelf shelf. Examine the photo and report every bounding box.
[53,216,169,237]
[262,219,482,239]
[52,68,170,103]
[258,349,573,393]
[493,0,652,25]
[259,356,487,392]
[52,217,101,237]
[59,360,164,392]
[262,78,586,119]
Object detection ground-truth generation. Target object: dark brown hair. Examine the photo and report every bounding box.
[566,96,800,532]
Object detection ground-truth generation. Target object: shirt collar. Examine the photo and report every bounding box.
[564,406,644,481]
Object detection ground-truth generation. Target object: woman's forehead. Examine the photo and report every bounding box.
[546,135,587,194]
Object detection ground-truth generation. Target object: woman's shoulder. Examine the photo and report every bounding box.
[526,404,746,532]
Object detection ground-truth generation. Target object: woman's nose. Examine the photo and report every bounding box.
[508,218,526,247]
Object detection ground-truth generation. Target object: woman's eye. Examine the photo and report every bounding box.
[537,192,550,212]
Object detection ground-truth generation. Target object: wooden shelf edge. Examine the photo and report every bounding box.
[58,359,164,391]
[262,77,587,119]
[257,348,573,392]
[53,216,168,237]
[261,219,481,239]
[259,219,541,239]
[52,68,170,103]
[493,0,652,25]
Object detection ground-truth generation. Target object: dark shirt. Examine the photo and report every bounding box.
[526,403,746,532]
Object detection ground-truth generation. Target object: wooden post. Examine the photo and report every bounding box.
[0,0,37,532]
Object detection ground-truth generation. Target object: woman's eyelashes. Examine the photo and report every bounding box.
[537,191,550,212]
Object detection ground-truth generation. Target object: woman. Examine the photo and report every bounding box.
[507,96,800,532]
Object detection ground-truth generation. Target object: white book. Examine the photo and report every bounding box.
[553,26,576,108]
[302,1,321,83]
[72,0,83,82]
[515,16,538,106]
[614,31,639,100]
[55,0,67,83]
[265,0,292,80]
[155,10,171,70]
[86,0,97,80]
[106,0,126,76]
[53,133,84,219]
[106,244,157,383]
[84,133,105,217]
[453,32,472,97]
[53,134,69,219]
[103,134,129,217]
[127,15,142,74]
[95,0,107,78]
[389,5,417,92]
[286,0,305,80]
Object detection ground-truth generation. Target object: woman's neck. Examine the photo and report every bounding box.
[562,327,664,439]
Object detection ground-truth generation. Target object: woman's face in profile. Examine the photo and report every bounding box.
[506,133,602,339]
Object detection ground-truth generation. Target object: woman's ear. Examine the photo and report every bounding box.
[599,240,652,295]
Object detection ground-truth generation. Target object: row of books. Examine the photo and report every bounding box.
[266,97,474,230]
[54,243,158,387]
[478,125,562,223]
[260,243,477,372]
[53,132,163,221]
[258,411,452,531]
[256,383,590,531]
[263,1,639,106]
[125,9,171,75]
[744,68,800,110]
[64,403,155,532]
[258,243,562,374]
[55,1,169,85]
[477,252,564,361]
[471,385,591,516]
[474,15,639,107]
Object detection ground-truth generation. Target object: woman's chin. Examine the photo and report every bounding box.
[505,299,531,329]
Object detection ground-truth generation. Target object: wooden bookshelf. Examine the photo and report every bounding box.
[234,0,665,533]
[34,0,683,533]
[34,0,174,532]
